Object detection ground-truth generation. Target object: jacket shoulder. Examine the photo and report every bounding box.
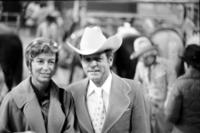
[123,78,144,92]
[66,79,88,92]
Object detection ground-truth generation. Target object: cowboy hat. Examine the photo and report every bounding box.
[67,26,122,55]
[130,36,157,60]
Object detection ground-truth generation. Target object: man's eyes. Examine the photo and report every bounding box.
[84,57,102,62]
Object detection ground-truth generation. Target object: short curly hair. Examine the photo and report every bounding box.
[25,37,59,68]
[181,44,200,71]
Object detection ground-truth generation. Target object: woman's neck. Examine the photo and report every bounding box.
[30,78,49,93]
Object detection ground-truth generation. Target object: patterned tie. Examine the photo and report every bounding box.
[91,89,106,133]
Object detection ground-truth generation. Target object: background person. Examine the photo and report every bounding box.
[36,13,61,44]
[0,64,8,105]
[66,26,150,133]
[131,37,174,133]
[0,24,24,105]
[0,38,79,133]
[164,44,200,133]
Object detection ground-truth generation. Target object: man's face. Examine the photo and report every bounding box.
[81,52,113,86]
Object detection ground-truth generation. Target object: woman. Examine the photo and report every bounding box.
[165,44,200,133]
[0,38,79,133]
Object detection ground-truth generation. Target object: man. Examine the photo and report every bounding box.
[66,26,150,133]
[131,37,175,133]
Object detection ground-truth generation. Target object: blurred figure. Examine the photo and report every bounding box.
[0,34,23,90]
[186,31,200,47]
[53,43,85,88]
[114,35,139,79]
[0,38,79,133]
[117,22,140,38]
[0,64,8,105]
[114,22,140,79]
[53,28,85,88]
[184,31,200,70]
[0,23,23,104]
[24,1,41,27]
[36,13,60,44]
[132,37,175,133]
[150,28,184,77]
[165,44,200,133]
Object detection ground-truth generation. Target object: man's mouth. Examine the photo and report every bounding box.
[88,70,99,73]
[41,73,51,77]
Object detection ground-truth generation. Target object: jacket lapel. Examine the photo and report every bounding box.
[48,82,65,133]
[13,78,46,133]
[102,73,131,133]
[23,96,46,133]
[74,79,94,133]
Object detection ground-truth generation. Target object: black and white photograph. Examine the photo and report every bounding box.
[0,0,199,133]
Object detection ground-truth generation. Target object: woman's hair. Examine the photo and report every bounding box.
[182,44,200,71]
[25,37,59,68]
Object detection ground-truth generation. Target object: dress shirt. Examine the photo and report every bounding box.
[87,72,112,115]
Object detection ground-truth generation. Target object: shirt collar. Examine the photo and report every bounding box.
[87,72,112,97]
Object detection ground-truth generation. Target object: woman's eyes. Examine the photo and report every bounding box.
[48,60,55,64]
[35,59,55,64]
[36,60,44,64]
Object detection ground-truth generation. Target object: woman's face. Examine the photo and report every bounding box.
[30,53,56,86]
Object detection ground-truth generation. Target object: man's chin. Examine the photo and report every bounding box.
[89,75,100,82]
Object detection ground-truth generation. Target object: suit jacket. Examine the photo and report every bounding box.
[67,73,150,133]
[0,77,79,133]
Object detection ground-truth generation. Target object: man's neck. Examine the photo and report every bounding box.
[91,72,112,87]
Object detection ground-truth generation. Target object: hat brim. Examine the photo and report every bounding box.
[67,34,122,55]
[130,45,157,60]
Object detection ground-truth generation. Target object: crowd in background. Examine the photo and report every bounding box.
[0,1,200,133]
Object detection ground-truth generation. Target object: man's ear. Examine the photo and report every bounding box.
[108,56,113,67]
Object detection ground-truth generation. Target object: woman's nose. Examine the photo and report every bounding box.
[42,62,50,70]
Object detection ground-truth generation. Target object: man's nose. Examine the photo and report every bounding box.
[90,60,98,67]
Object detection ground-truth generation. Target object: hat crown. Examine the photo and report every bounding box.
[134,37,152,52]
[67,26,122,55]
[80,26,106,51]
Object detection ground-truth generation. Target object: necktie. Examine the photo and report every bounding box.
[91,89,106,133]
